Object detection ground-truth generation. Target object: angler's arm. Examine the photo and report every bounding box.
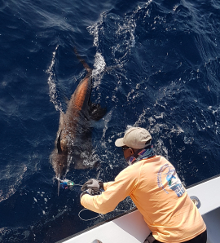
[103,181,115,190]
[81,167,137,214]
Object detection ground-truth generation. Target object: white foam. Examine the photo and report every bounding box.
[88,16,107,86]
[46,45,63,112]
[87,11,106,48]
[92,52,106,86]
[134,109,147,127]
[100,110,113,148]
[0,164,27,203]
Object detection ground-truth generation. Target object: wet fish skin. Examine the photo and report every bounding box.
[50,50,106,194]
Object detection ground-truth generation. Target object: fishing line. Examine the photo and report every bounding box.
[78,207,129,221]
[78,208,103,221]
[55,177,129,221]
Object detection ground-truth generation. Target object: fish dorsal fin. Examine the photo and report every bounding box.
[64,95,69,105]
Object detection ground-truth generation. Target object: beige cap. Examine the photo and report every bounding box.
[115,127,152,149]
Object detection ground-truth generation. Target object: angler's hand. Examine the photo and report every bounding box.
[80,188,102,199]
[81,179,104,192]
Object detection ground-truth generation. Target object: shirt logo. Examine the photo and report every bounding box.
[157,163,185,197]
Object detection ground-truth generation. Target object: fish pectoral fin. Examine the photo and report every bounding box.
[89,103,106,121]
[59,111,65,127]
[57,130,63,153]
[63,95,69,105]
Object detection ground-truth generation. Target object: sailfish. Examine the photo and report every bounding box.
[50,49,106,195]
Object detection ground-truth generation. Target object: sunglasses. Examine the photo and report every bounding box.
[122,146,130,151]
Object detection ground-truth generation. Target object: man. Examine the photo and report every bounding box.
[80,127,207,243]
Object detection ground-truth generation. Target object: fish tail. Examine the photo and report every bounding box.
[73,47,92,74]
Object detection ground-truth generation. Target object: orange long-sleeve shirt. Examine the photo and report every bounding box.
[81,156,206,243]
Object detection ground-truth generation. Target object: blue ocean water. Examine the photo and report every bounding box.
[0,0,220,242]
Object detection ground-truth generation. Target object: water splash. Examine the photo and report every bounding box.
[46,45,63,112]
[0,164,27,203]
[87,14,106,86]
[87,11,106,48]
[92,52,106,87]
[92,52,106,77]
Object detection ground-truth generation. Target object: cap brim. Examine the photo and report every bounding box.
[115,138,125,147]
